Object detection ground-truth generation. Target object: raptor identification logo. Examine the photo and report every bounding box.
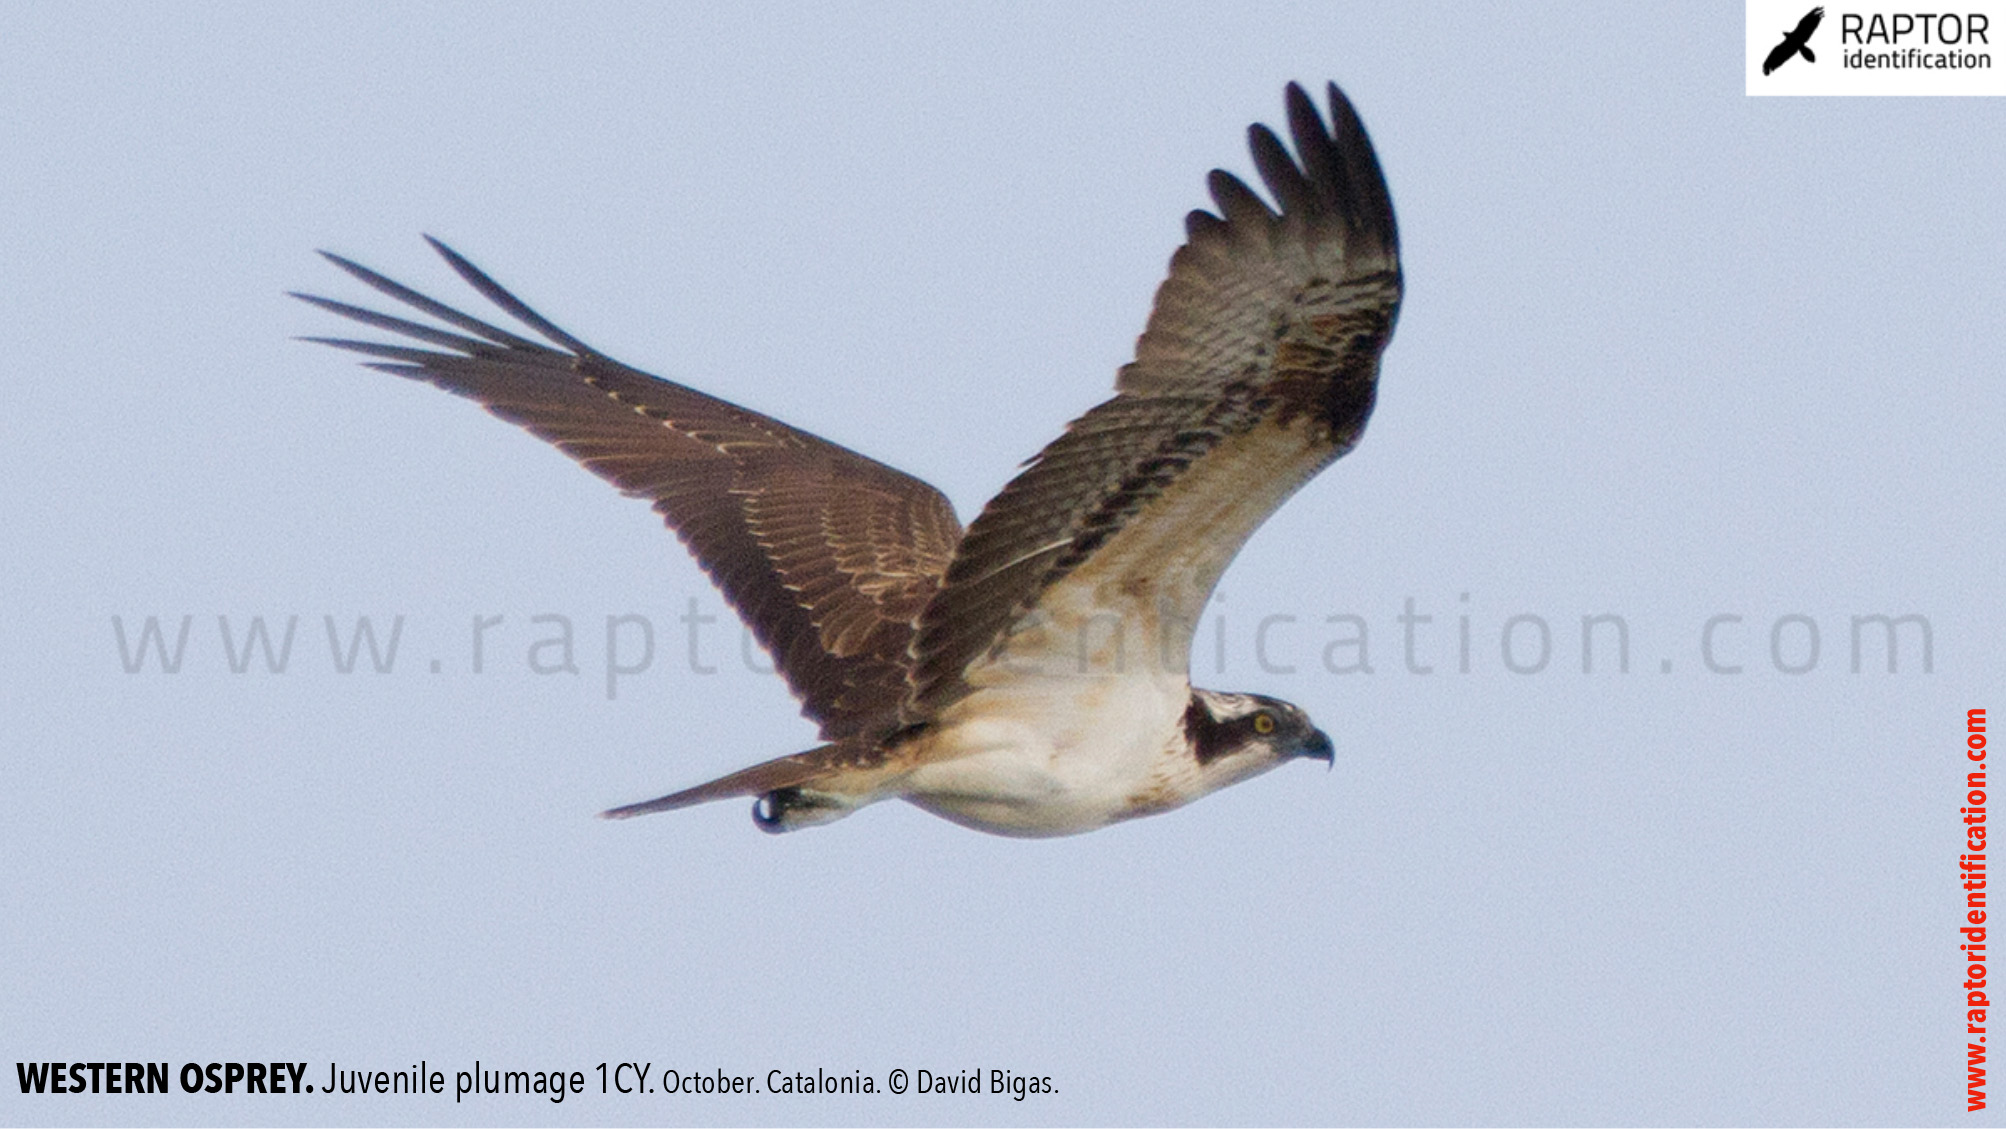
[1746,0,2006,93]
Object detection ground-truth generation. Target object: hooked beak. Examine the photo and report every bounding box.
[1299,728,1335,768]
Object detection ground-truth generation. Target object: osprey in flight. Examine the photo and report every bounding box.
[299,82,1402,837]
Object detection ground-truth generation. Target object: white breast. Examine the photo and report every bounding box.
[897,669,1199,837]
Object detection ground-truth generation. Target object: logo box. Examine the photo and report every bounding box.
[1747,0,2006,94]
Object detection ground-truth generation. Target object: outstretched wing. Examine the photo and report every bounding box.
[1765,7,1823,72]
[909,82,1402,711]
[1762,38,1795,74]
[297,239,961,739]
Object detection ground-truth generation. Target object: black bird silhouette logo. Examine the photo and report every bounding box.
[1764,6,1825,74]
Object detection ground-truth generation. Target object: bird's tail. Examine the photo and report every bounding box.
[1801,45,1816,63]
[598,740,888,830]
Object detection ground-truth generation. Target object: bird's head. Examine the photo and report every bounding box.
[1183,689,1335,788]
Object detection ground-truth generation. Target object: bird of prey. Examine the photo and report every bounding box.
[1764,7,1824,74]
[298,82,1402,837]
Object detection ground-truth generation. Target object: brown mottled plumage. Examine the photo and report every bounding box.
[298,242,959,744]
[299,83,1401,836]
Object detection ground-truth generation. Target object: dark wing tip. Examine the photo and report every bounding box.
[1206,167,1277,227]
[1183,208,1227,239]
[1247,122,1316,217]
[1315,80,1399,258]
[303,245,554,352]
[1198,82,1398,262]
[421,235,596,356]
[314,248,396,293]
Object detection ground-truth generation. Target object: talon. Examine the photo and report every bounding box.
[752,789,795,833]
[750,786,854,833]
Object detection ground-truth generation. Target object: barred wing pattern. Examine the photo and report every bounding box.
[910,82,1402,710]
[297,239,961,740]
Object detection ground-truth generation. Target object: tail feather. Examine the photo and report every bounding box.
[598,742,868,821]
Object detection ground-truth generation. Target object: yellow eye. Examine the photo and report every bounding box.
[1253,713,1276,735]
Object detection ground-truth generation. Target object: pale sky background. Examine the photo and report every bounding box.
[3,3,2002,1125]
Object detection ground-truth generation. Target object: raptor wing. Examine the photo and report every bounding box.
[908,83,1402,712]
[298,239,961,739]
